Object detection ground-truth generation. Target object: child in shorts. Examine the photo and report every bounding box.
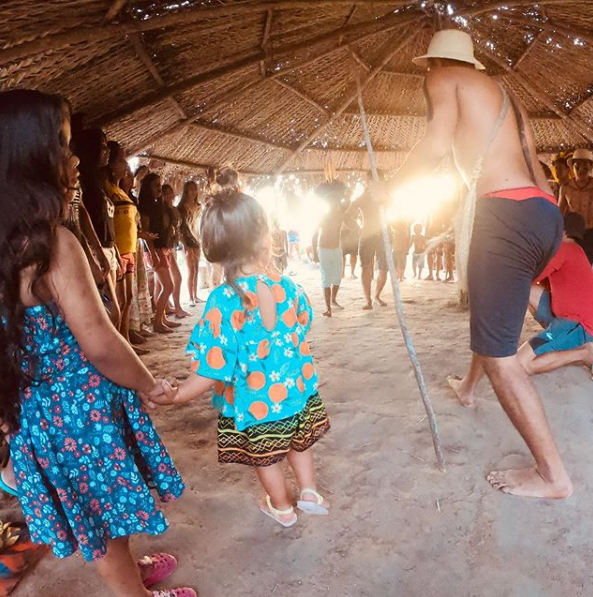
[153,185,331,528]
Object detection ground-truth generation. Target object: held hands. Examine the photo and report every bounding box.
[139,378,179,409]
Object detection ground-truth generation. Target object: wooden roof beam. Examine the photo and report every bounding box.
[260,9,274,76]
[348,47,371,72]
[127,32,187,120]
[104,0,128,23]
[0,1,413,64]
[145,154,262,176]
[94,9,421,127]
[274,25,421,175]
[513,29,546,69]
[191,122,288,151]
[464,0,587,17]
[496,13,593,50]
[475,41,593,143]
[273,79,330,116]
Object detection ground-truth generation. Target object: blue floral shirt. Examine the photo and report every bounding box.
[186,274,318,431]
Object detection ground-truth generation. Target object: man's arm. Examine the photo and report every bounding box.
[558,185,569,214]
[393,70,458,190]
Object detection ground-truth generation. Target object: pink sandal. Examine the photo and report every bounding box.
[152,590,197,597]
[138,553,178,588]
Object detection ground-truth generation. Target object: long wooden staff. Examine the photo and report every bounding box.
[356,76,446,473]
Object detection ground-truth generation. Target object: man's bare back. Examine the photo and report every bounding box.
[409,65,552,197]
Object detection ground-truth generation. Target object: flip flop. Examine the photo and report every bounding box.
[297,488,329,515]
[0,472,17,497]
[260,495,297,528]
[139,553,178,588]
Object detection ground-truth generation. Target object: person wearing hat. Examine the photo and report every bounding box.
[450,211,593,403]
[389,29,571,499]
[559,148,593,262]
[551,151,572,192]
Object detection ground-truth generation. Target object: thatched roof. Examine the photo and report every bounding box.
[3,1,593,178]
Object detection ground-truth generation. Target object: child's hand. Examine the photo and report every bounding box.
[142,377,179,406]
[161,378,180,404]
[139,378,175,409]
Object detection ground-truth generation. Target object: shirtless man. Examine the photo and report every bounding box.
[349,173,389,310]
[449,212,593,406]
[314,181,349,317]
[389,29,571,499]
[559,149,593,263]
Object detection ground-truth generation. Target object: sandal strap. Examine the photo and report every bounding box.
[300,488,324,504]
[265,495,294,517]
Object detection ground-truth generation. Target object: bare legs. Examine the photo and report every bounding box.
[117,272,133,343]
[482,355,572,498]
[361,264,387,310]
[256,448,328,523]
[94,537,151,597]
[185,247,200,305]
[361,264,373,310]
[153,266,179,333]
[170,253,190,318]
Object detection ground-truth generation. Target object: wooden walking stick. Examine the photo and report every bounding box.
[356,76,446,473]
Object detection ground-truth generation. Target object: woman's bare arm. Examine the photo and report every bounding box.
[47,227,156,394]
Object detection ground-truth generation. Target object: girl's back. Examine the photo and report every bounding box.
[187,272,317,431]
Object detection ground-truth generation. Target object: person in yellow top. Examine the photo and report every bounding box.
[103,141,142,349]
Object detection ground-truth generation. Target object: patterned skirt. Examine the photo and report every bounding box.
[218,394,330,467]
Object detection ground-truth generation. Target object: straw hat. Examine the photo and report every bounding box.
[413,29,485,70]
[568,148,593,165]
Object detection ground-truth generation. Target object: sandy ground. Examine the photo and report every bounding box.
[11,259,593,597]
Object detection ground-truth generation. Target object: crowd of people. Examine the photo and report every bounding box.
[4,25,593,597]
[65,124,218,356]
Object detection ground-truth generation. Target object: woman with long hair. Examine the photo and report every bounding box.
[162,183,191,319]
[138,174,182,333]
[76,127,122,327]
[178,180,203,306]
[0,89,192,597]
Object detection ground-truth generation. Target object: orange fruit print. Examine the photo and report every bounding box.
[247,371,266,390]
[206,346,226,370]
[257,340,271,359]
[302,362,314,380]
[249,401,269,420]
[231,310,246,331]
[282,307,297,328]
[268,383,288,403]
[225,385,235,405]
[272,284,286,303]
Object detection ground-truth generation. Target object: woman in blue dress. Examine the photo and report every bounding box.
[0,90,193,597]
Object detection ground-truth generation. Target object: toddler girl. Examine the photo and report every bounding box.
[155,181,331,527]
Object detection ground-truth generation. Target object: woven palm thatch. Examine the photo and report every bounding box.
[2,0,593,178]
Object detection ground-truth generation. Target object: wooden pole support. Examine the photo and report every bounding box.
[355,75,447,473]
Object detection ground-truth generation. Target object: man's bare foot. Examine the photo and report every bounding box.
[331,301,344,310]
[163,318,182,328]
[487,467,573,499]
[447,375,475,408]
[154,324,173,334]
[374,297,387,307]
[322,309,332,317]
[362,302,373,311]
[175,309,191,318]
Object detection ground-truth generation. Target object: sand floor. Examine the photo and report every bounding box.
[12,260,593,597]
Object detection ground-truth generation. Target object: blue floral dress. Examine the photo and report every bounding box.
[11,303,185,561]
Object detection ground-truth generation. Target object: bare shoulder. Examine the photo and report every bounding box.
[49,226,89,286]
[53,226,86,264]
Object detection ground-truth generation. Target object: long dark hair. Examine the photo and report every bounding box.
[200,187,269,305]
[0,89,70,431]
